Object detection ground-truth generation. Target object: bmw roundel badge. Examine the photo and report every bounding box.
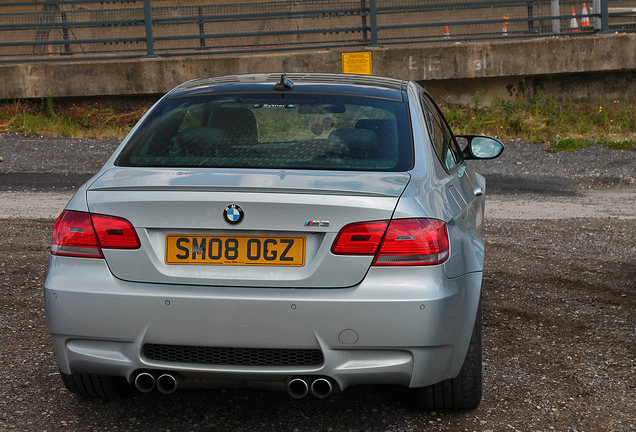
[223,204,244,225]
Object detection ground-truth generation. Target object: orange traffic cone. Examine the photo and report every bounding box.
[443,25,450,39]
[581,3,591,27]
[502,16,509,35]
[570,6,579,31]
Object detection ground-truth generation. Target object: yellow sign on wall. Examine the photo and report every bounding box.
[342,52,372,75]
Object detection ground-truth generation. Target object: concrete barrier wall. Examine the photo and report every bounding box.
[1,33,635,105]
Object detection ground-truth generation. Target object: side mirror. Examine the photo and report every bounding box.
[457,135,504,160]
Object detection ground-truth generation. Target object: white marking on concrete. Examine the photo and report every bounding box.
[0,191,71,219]
[486,189,636,220]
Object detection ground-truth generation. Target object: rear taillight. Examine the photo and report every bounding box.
[374,219,449,266]
[51,210,140,258]
[91,214,141,249]
[51,211,102,258]
[331,218,449,266]
[331,221,389,255]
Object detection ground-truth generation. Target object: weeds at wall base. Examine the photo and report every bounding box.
[547,139,635,152]
[441,91,636,150]
[1,93,635,150]
[0,96,147,139]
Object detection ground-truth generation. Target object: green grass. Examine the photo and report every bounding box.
[440,91,636,151]
[546,138,635,152]
[0,95,147,139]
[1,92,635,151]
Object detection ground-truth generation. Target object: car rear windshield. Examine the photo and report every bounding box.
[115,94,413,171]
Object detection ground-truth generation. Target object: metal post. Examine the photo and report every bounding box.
[527,2,535,34]
[143,0,157,58]
[361,0,368,43]
[593,0,601,30]
[551,0,560,34]
[367,0,380,47]
[198,6,205,49]
[60,0,72,54]
[600,0,609,33]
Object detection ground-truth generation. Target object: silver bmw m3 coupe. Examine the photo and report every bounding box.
[45,73,503,409]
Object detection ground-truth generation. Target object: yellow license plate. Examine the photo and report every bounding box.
[165,235,305,266]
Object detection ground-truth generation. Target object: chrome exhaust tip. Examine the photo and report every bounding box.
[287,377,309,399]
[310,377,333,398]
[156,373,178,395]
[134,372,156,393]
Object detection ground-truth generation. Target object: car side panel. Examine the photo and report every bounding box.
[405,82,486,279]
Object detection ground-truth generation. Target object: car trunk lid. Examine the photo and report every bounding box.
[85,167,410,288]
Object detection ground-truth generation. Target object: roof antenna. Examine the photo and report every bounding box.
[273,74,293,92]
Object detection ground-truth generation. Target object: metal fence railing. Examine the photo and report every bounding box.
[1,0,635,63]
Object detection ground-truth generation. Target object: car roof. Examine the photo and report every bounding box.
[167,73,409,102]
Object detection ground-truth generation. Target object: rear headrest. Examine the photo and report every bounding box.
[355,119,399,160]
[178,127,228,157]
[208,107,259,146]
[328,128,380,159]
[355,119,397,141]
[329,128,379,146]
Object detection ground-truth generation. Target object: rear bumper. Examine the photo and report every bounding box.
[45,255,482,390]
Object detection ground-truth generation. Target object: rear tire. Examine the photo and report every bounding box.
[414,299,482,410]
[60,371,132,398]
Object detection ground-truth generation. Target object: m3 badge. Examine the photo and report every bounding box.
[304,220,329,227]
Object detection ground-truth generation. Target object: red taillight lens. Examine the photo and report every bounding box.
[51,210,140,258]
[91,214,141,249]
[51,211,102,258]
[375,219,449,266]
[331,218,449,266]
[331,221,389,255]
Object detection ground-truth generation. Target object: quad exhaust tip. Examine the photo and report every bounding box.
[156,373,178,395]
[287,377,334,399]
[135,372,333,398]
[134,372,156,393]
[310,377,333,399]
[287,377,309,399]
[134,371,179,394]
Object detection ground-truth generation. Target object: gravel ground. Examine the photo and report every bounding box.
[0,133,635,432]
